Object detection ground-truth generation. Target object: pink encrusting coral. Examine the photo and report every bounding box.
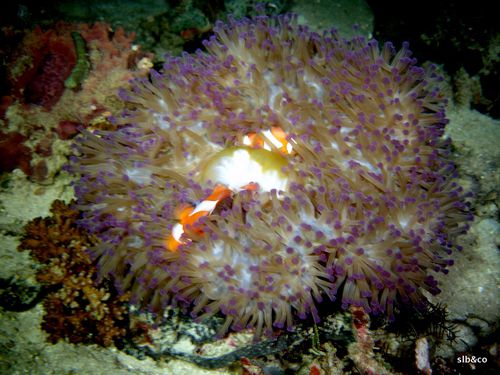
[72,14,471,338]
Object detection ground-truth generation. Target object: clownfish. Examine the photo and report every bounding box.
[243,126,294,154]
[165,183,258,252]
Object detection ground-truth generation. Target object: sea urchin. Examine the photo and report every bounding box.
[71,14,471,338]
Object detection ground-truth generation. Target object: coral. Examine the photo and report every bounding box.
[76,22,138,104]
[0,95,13,119]
[56,120,80,140]
[2,21,145,179]
[18,200,130,347]
[415,337,432,375]
[348,307,394,374]
[30,159,49,183]
[0,130,32,175]
[8,25,76,110]
[5,21,139,118]
[72,14,471,339]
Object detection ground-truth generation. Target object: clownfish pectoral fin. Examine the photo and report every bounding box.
[241,182,259,191]
[175,204,195,221]
[165,235,181,252]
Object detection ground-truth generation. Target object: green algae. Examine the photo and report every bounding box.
[65,31,90,89]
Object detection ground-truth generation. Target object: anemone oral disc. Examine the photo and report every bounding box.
[200,146,289,192]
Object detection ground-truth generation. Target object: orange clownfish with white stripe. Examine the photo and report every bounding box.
[243,126,294,154]
[165,183,259,252]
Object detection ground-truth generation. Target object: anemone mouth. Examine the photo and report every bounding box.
[199,145,290,193]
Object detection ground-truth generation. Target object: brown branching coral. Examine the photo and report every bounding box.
[18,200,130,347]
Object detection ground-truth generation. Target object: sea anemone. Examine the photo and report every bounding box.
[71,14,471,338]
